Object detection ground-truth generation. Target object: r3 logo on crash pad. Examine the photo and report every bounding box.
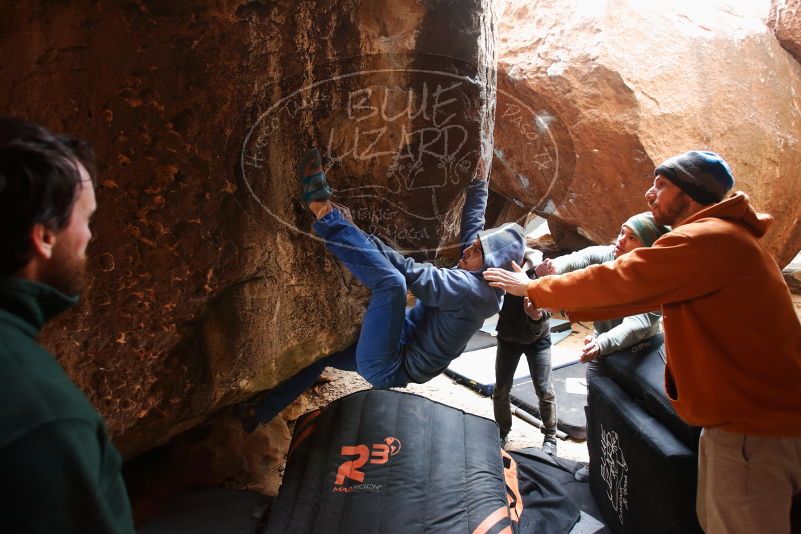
[333,437,402,490]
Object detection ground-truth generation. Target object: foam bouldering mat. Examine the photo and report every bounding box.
[265,389,517,533]
[599,334,700,450]
[465,330,497,352]
[478,316,570,338]
[138,488,271,534]
[445,345,522,396]
[587,377,701,534]
[507,455,583,534]
[511,448,607,534]
[550,333,579,368]
[445,329,574,397]
[510,362,588,440]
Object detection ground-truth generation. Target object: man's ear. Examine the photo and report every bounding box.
[30,223,56,260]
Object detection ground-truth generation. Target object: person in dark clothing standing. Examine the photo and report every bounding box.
[0,118,134,533]
[493,249,557,455]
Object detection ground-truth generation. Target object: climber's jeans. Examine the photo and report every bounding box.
[312,209,410,389]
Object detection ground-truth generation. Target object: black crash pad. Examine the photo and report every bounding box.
[587,376,701,534]
[465,330,497,353]
[446,328,574,397]
[511,448,605,534]
[510,362,588,440]
[599,334,700,450]
[266,390,516,533]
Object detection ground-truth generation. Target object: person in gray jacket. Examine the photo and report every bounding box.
[536,211,668,478]
[536,212,669,375]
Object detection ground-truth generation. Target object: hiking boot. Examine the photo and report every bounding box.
[575,464,590,482]
[541,437,557,456]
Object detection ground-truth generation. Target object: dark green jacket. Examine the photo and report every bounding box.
[0,277,134,533]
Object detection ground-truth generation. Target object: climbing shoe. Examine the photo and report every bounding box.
[297,147,332,204]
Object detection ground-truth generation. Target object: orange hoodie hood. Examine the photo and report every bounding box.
[678,191,772,238]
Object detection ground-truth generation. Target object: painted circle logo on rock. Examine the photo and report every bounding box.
[235,60,488,257]
[230,54,569,258]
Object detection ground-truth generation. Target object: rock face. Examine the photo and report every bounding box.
[0,0,497,456]
[492,0,801,266]
[784,252,801,293]
[769,0,801,64]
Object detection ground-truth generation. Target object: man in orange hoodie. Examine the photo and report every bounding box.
[484,151,801,534]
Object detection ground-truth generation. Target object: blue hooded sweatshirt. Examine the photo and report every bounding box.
[371,180,525,383]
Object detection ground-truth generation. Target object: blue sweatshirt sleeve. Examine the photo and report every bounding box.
[459,179,489,251]
[363,180,489,308]
[369,235,473,309]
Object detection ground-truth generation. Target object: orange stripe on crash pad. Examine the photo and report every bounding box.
[295,409,321,436]
[502,450,523,521]
[472,506,509,534]
[287,423,316,458]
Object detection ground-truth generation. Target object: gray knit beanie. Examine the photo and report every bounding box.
[654,151,735,205]
[623,212,670,247]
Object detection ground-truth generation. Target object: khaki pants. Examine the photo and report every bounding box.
[697,427,801,534]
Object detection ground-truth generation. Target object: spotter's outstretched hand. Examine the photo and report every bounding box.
[580,335,601,363]
[483,261,531,297]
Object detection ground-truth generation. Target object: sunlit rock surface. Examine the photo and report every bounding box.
[769,0,801,63]
[0,0,497,456]
[492,0,801,265]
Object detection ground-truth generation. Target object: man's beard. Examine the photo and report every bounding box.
[653,194,690,226]
[40,246,88,296]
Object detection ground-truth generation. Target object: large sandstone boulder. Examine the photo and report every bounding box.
[493,0,801,266]
[0,0,497,456]
[769,0,801,63]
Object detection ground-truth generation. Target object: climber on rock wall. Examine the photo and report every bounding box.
[236,147,525,432]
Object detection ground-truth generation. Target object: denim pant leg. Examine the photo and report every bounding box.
[493,339,523,438]
[524,335,558,438]
[251,344,359,424]
[313,209,409,388]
